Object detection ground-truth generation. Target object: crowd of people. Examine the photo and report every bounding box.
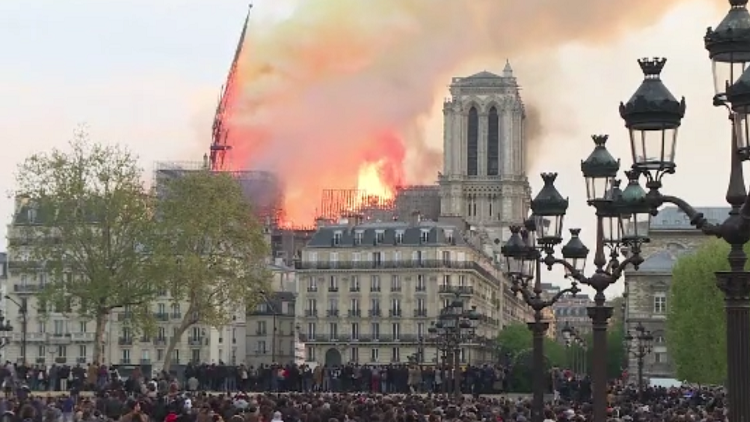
[0,361,728,422]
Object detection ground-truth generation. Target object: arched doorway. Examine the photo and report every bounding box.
[325,348,342,366]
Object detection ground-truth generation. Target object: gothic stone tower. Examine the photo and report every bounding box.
[438,62,531,243]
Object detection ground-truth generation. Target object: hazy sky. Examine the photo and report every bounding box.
[0,0,732,294]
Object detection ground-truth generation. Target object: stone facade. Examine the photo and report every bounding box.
[438,63,531,247]
[624,206,730,379]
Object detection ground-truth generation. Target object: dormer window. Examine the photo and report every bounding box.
[420,230,429,243]
[354,231,364,245]
[27,208,37,223]
[395,231,404,244]
[375,230,384,244]
[333,231,342,245]
[445,230,454,244]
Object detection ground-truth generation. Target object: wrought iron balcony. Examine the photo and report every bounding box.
[348,309,361,317]
[305,309,317,317]
[389,309,402,317]
[328,286,339,293]
[414,309,428,317]
[369,309,382,317]
[326,309,339,317]
[188,336,204,346]
[415,285,427,292]
[438,285,474,295]
[154,312,169,321]
[118,337,133,345]
[295,260,499,282]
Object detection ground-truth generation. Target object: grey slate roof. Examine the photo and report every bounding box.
[249,291,295,316]
[306,220,464,248]
[637,249,680,273]
[650,206,731,231]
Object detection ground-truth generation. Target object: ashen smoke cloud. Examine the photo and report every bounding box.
[223,0,703,224]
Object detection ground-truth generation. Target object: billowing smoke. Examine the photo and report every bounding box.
[223,0,708,224]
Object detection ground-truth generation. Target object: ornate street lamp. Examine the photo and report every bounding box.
[500,218,580,422]
[427,293,479,397]
[624,322,654,396]
[503,138,649,422]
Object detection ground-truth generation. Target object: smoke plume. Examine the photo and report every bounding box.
[223,0,707,224]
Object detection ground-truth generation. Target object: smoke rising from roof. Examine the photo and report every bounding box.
[223,0,711,223]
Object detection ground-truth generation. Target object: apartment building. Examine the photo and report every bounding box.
[3,198,243,368]
[295,217,518,366]
[245,261,298,365]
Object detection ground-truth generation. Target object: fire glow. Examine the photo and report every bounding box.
[214,0,701,226]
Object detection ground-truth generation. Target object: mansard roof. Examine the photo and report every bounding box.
[638,250,679,273]
[306,220,466,248]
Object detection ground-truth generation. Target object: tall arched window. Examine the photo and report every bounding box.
[487,106,499,176]
[467,107,478,176]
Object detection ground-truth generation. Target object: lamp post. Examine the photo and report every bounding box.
[502,231,581,422]
[502,139,653,421]
[0,311,13,354]
[624,322,653,396]
[561,323,579,374]
[427,292,479,397]
[4,295,27,364]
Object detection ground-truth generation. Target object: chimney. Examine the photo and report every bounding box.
[315,217,329,228]
[411,210,422,225]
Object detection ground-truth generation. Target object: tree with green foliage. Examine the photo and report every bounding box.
[496,323,568,391]
[12,132,159,364]
[151,170,270,371]
[667,238,736,384]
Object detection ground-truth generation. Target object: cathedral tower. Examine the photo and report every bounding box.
[438,62,531,242]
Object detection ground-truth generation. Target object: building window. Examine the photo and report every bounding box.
[191,349,201,363]
[371,322,380,340]
[395,231,404,244]
[78,345,86,361]
[173,349,180,363]
[329,276,338,291]
[487,106,499,176]
[307,323,316,338]
[350,276,360,292]
[371,348,379,362]
[142,349,150,362]
[351,323,359,339]
[307,278,318,292]
[467,106,478,175]
[654,352,667,364]
[375,230,384,244]
[653,293,667,314]
[372,252,382,267]
[53,320,64,335]
[370,276,381,292]
[121,349,130,363]
[354,231,363,245]
[258,341,267,353]
[445,230,454,244]
[37,345,45,360]
[306,346,316,361]
[391,323,400,340]
[350,347,359,363]
[390,275,401,292]
[157,349,164,361]
[420,230,429,243]
[417,322,425,338]
[329,323,338,340]
[416,275,426,292]
[391,347,400,362]
[333,231,342,245]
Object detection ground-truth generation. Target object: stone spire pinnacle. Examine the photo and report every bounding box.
[503,59,513,77]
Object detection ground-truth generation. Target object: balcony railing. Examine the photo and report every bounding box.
[389,309,402,317]
[370,286,381,292]
[296,260,499,282]
[348,309,361,317]
[307,286,318,292]
[415,285,427,292]
[13,284,42,293]
[305,309,317,317]
[391,286,402,292]
[349,286,361,292]
[118,337,133,345]
[188,337,204,346]
[369,309,382,317]
[307,334,422,343]
[154,312,169,321]
[326,309,339,317]
[414,309,428,317]
[328,286,339,293]
[438,285,474,295]
[153,337,168,346]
